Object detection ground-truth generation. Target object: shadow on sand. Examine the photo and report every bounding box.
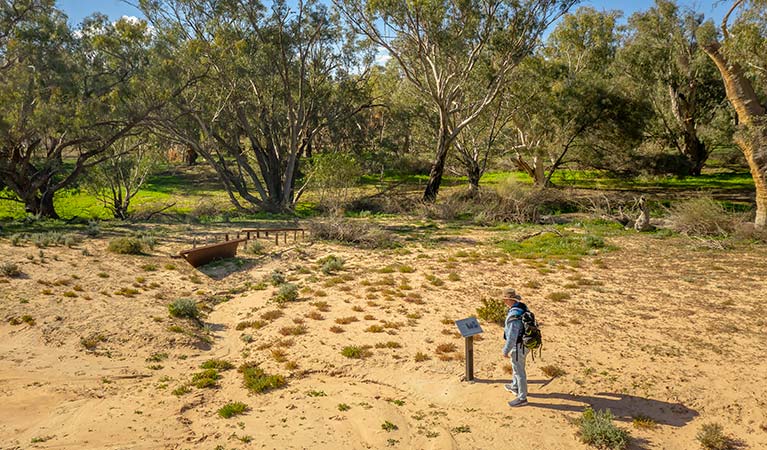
[526,391,699,428]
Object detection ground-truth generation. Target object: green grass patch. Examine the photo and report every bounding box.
[218,401,249,418]
[499,232,609,260]
[239,362,286,393]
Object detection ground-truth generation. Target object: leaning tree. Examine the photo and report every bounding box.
[699,0,767,228]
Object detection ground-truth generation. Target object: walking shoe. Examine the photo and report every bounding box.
[504,384,518,394]
[508,398,528,407]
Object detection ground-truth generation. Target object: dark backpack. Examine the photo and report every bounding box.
[518,308,542,356]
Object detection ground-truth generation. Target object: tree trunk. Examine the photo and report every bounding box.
[532,156,546,187]
[184,147,198,166]
[467,161,481,193]
[24,191,59,219]
[702,41,767,228]
[423,132,450,202]
[682,132,707,176]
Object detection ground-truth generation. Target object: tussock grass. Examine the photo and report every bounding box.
[107,237,144,255]
[697,423,737,450]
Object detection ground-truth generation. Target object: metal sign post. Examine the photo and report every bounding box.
[455,317,483,382]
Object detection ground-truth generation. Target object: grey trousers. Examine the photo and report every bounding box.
[509,347,529,400]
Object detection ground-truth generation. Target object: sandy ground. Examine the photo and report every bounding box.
[1,223,766,450]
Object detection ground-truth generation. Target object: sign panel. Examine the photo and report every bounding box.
[455,317,483,337]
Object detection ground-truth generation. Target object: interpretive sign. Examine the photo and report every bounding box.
[455,317,483,338]
[455,317,484,381]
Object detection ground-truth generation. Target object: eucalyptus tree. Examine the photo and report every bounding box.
[337,0,577,201]
[142,0,372,213]
[698,0,767,228]
[0,2,167,218]
[507,7,644,186]
[618,0,726,176]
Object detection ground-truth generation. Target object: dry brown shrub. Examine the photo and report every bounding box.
[308,218,398,249]
[667,197,739,237]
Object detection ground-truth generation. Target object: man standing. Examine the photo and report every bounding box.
[502,288,528,407]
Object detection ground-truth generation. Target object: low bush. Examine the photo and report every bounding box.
[218,401,249,418]
[578,407,630,450]
[540,365,566,378]
[668,197,736,237]
[239,362,286,393]
[191,368,221,388]
[201,359,235,371]
[308,218,398,249]
[0,262,22,278]
[107,237,144,255]
[168,298,199,320]
[696,423,736,450]
[341,345,372,359]
[319,255,345,274]
[476,298,506,326]
[273,283,299,304]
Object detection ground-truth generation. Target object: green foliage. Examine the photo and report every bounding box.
[107,237,145,255]
[341,345,372,359]
[319,255,345,275]
[239,363,286,394]
[218,401,249,418]
[168,298,199,319]
[476,298,507,326]
[578,407,630,450]
[309,153,362,211]
[273,283,299,304]
[191,368,221,388]
[201,359,235,371]
[499,232,607,260]
[381,421,398,432]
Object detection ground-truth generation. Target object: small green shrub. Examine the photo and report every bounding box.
[578,407,630,450]
[201,359,235,371]
[0,262,22,278]
[381,421,398,432]
[270,269,286,286]
[273,283,299,304]
[218,401,249,418]
[107,237,144,255]
[337,403,351,411]
[244,240,265,255]
[476,298,506,325]
[239,362,286,393]
[172,385,191,396]
[341,345,372,359]
[696,423,735,450]
[191,368,221,388]
[319,255,345,274]
[168,298,199,319]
